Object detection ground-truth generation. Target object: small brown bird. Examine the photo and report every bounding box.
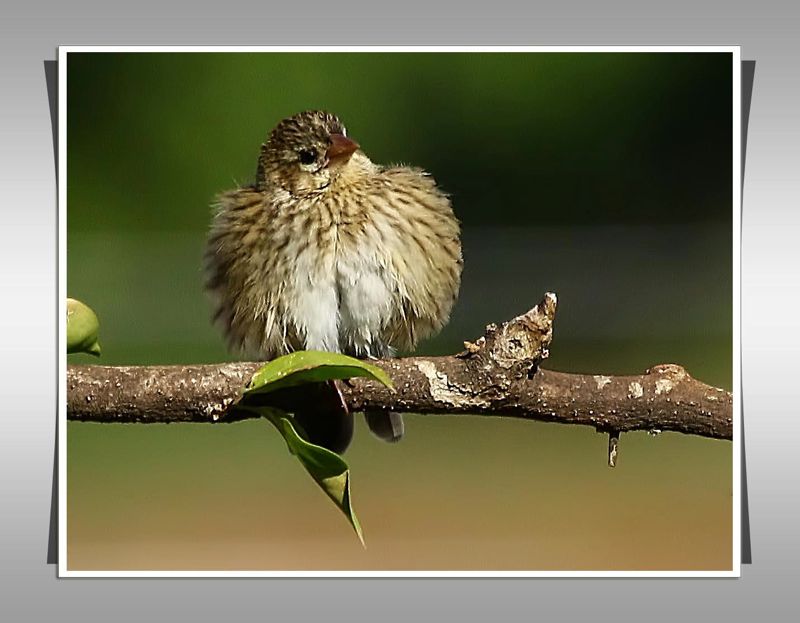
[205,110,462,451]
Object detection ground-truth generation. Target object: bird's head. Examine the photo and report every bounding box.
[256,110,371,197]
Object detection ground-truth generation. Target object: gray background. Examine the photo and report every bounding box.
[0,0,796,620]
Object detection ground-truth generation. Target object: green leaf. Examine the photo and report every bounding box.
[244,350,393,396]
[240,351,393,545]
[66,298,101,356]
[244,406,364,546]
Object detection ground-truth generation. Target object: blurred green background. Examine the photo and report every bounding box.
[66,52,733,571]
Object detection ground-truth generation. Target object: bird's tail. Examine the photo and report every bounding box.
[364,410,405,443]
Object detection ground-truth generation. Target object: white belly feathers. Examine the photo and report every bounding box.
[286,230,396,357]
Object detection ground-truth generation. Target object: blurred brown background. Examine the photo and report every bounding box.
[66,51,733,571]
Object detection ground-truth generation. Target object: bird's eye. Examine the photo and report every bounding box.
[297,149,317,165]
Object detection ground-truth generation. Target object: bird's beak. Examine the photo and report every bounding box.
[326,133,360,162]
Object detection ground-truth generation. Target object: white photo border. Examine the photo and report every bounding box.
[58,45,741,578]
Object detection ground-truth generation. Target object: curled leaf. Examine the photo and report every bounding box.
[66,298,101,356]
[243,406,364,546]
[240,350,394,545]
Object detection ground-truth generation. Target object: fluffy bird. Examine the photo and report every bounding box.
[205,110,462,451]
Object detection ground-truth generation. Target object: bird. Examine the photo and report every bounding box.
[205,110,462,452]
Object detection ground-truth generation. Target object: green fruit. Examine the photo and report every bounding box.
[66,298,101,356]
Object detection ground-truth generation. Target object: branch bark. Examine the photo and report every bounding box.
[67,293,733,441]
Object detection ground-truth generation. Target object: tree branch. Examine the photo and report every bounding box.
[66,293,733,441]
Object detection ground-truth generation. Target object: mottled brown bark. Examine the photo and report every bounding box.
[66,293,732,441]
